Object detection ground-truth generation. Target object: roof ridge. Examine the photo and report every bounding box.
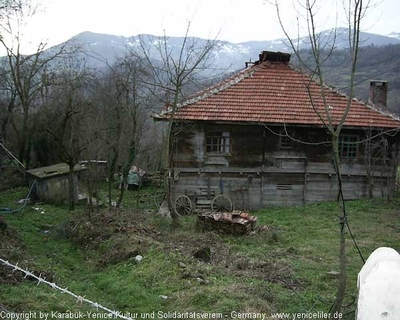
[289,64,350,97]
[364,101,400,123]
[177,65,260,108]
[289,64,400,123]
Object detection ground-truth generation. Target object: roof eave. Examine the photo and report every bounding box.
[167,118,400,131]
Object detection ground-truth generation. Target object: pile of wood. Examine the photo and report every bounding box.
[197,210,257,235]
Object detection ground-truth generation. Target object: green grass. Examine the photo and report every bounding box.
[1,186,400,319]
[94,181,164,211]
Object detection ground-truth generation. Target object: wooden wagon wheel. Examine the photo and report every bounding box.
[175,195,193,215]
[211,195,233,212]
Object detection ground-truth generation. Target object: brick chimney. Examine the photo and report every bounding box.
[257,51,291,64]
[369,80,388,108]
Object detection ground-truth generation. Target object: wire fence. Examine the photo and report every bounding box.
[0,258,134,320]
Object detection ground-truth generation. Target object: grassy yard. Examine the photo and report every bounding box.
[1,186,400,319]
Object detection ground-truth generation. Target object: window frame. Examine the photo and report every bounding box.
[280,134,292,149]
[279,129,294,149]
[205,131,231,154]
[339,134,359,159]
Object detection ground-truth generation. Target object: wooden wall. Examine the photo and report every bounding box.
[171,122,398,209]
[27,174,81,205]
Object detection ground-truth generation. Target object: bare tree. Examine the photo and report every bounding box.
[92,66,126,210]
[136,23,218,225]
[363,127,398,201]
[44,61,94,210]
[89,53,149,210]
[0,0,76,166]
[113,56,150,208]
[0,0,26,19]
[273,0,371,314]
[0,62,16,141]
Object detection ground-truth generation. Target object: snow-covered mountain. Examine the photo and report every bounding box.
[60,28,400,72]
[387,32,400,40]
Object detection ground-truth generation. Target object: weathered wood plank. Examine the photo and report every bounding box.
[170,122,398,208]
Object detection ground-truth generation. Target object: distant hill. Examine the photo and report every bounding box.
[63,28,400,71]
[387,32,400,40]
[295,44,400,113]
[33,29,400,113]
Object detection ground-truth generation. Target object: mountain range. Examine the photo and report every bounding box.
[0,28,387,114]
[66,27,400,72]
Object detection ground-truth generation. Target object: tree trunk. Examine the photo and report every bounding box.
[86,169,94,218]
[331,135,346,315]
[108,149,119,211]
[68,162,75,211]
[108,169,114,210]
[1,96,15,142]
[117,136,136,208]
[18,107,31,166]
[25,132,32,168]
[117,166,128,208]
[164,119,180,227]
[332,209,346,314]
[165,152,179,226]
[365,136,374,199]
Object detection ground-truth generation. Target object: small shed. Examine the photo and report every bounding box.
[26,163,86,205]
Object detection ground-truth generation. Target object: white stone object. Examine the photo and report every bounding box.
[357,247,400,319]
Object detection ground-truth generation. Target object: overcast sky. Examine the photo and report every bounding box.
[14,0,400,52]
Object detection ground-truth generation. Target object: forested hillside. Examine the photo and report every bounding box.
[297,44,400,113]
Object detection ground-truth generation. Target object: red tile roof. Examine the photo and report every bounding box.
[157,53,400,129]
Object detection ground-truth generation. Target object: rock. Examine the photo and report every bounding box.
[17,198,29,204]
[157,199,171,217]
[180,271,191,279]
[199,279,210,285]
[134,255,143,263]
[326,271,340,279]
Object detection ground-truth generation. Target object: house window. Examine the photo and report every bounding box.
[280,135,292,149]
[280,129,293,149]
[206,131,230,153]
[339,135,358,158]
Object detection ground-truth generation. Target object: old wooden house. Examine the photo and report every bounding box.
[155,51,400,211]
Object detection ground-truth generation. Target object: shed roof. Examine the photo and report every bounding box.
[26,163,86,179]
[156,51,400,129]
